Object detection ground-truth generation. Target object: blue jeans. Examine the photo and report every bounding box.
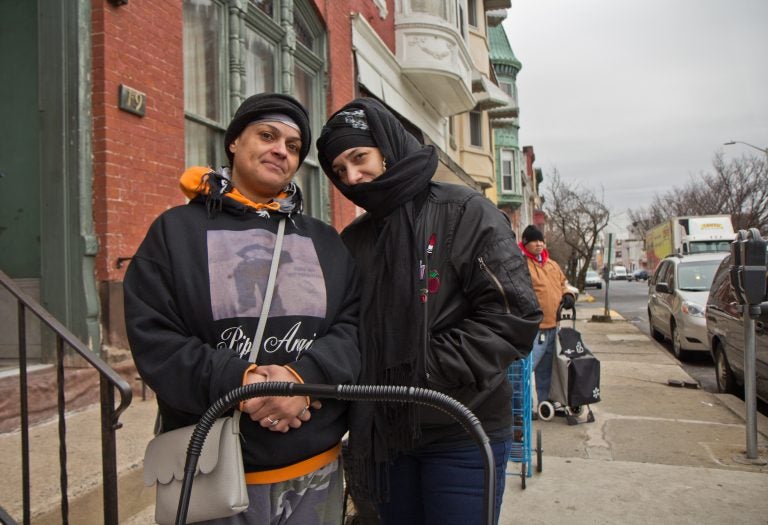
[531,328,557,406]
[378,439,512,525]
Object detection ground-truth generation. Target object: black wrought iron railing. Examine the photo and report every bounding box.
[0,269,133,524]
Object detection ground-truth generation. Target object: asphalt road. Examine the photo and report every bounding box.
[583,278,768,416]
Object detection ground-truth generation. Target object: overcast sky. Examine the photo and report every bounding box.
[503,0,768,230]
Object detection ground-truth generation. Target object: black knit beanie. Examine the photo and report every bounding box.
[315,108,378,164]
[224,93,311,166]
[522,225,545,244]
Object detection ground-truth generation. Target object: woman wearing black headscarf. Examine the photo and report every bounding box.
[317,98,542,524]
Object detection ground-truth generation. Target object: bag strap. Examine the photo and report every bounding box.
[249,217,286,364]
[233,218,286,421]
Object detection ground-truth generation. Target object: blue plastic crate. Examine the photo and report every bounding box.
[506,354,532,478]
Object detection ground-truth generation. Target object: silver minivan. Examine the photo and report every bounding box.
[647,252,728,360]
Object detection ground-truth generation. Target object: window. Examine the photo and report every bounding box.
[253,0,273,17]
[408,0,464,36]
[652,261,670,285]
[469,111,482,147]
[294,9,316,50]
[183,0,328,220]
[677,260,721,292]
[243,28,276,96]
[183,0,227,168]
[667,263,676,289]
[412,0,449,20]
[467,0,477,27]
[291,63,322,217]
[500,149,515,193]
[711,258,733,304]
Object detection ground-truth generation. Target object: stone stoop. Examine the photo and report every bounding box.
[0,356,145,434]
[0,359,159,524]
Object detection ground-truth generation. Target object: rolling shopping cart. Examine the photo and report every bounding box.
[538,305,601,426]
[507,353,542,489]
[169,383,498,525]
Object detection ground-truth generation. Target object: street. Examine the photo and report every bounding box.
[584,278,768,416]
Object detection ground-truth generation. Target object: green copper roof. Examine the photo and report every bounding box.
[488,24,522,71]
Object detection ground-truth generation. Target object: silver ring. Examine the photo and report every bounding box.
[299,405,309,418]
[267,417,280,427]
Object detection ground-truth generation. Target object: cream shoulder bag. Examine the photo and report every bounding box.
[143,218,286,524]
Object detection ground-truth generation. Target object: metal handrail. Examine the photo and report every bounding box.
[0,269,133,524]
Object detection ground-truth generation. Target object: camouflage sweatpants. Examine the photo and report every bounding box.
[196,458,343,525]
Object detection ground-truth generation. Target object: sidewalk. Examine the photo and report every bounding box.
[2,303,767,524]
[500,304,768,524]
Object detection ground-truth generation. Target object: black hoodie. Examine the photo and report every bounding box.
[124,176,360,475]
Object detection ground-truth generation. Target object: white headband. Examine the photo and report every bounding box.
[248,113,300,132]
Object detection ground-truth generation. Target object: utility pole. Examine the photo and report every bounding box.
[603,233,613,319]
[592,233,614,323]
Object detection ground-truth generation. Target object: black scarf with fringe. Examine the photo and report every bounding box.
[318,98,438,502]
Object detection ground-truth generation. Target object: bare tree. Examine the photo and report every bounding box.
[627,208,655,242]
[544,169,611,290]
[707,152,768,232]
[629,152,768,235]
[545,226,577,279]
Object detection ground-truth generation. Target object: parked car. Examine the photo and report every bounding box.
[612,265,628,280]
[706,254,768,403]
[647,252,728,360]
[584,270,603,289]
[628,269,649,282]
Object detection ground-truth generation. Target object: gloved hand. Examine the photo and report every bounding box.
[561,294,575,310]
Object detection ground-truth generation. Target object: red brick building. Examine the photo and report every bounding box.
[0,0,514,358]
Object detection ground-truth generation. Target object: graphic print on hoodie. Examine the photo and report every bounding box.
[207,228,327,363]
[209,229,327,319]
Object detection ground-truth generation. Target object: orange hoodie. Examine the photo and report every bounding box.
[179,166,285,212]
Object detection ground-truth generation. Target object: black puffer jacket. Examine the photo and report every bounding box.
[342,181,542,445]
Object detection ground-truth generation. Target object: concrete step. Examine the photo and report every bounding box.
[0,366,158,524]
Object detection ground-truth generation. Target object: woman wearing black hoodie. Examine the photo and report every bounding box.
[125,93,361,524]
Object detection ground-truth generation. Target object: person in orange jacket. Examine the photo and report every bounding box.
[519,225,576,413]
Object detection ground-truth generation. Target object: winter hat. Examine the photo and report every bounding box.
[315,108,378,163]
[224,93,311,166]
[522,225,545,244]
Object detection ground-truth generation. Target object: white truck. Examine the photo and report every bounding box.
[644,215,734,273]
[611,265,628,280]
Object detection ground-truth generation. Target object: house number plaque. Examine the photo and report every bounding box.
[118,84,146,116]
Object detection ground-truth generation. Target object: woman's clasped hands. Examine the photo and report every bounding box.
[241,364,322,433]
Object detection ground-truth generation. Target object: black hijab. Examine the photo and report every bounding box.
[317,98,438,501]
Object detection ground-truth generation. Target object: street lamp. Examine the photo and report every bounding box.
[723,140,768,157]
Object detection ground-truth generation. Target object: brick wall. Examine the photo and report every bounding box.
[351,0,395,53]
[91,0,185,283]
[315,0,397,230]
[313,0,355,230]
